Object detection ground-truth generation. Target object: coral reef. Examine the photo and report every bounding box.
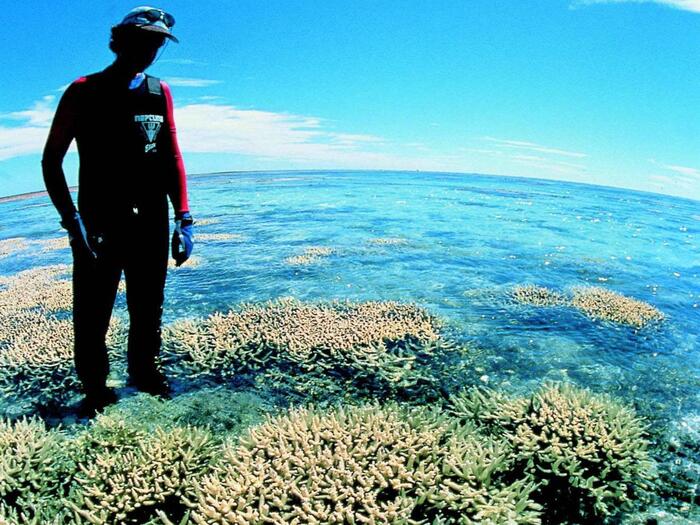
[35,237,70,253]
[0,418,74,523]
[162,299,443,388]
[284,246,334,265]
[168,255,203,269]
[0,266,126,408]
[509,284,665,328]
[197,233,244,242]
[510,285,566,307]
[570,286,665,328]
[66,425,217,524]
[449,384,654,523]
[368,237,408,246]
[189,403,541,525]
[0,237,29,259]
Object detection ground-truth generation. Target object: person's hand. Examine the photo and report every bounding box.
[172,211,194,266]
[60,211,97,259]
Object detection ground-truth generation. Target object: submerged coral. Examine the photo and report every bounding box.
[570,286,665,328]
[449,383,654,522]
[368,237,408,246]
[189,403,541,525]
[510,285,567,307]
[0,266,126,408]
[284,246,335,265]
[197,233,244,242]
[163,298,442,385]
[0,238,29,259]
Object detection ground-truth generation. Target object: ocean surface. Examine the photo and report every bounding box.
[1,170,699,518]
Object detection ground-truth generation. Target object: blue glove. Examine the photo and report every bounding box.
[61,211,97,259]
[172,211,194,266]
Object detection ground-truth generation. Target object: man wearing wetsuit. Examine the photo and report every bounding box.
[42,6,193,416]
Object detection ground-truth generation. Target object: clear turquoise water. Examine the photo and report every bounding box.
[2,170,699,421]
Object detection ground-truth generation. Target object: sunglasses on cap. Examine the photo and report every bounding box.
[140,8,175,29]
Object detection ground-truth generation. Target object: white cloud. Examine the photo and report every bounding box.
[163,77,222,88]
[483,137,587,158]
[0,96,57,161]
[573,0,700,13]
[660,163,700,178]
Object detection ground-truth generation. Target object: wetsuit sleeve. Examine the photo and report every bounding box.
[42,79,83,221]
[161,81,190,215]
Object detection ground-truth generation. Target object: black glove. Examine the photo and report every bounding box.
[61,211,97,259]
[172,211,194,266]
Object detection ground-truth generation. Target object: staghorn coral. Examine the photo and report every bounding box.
[284,246,334,266]
[0,418,74,523]
[34,237,70,253]
[570,286,664,328]
[368,237,408,246]
[449,384,654,523]
[0,265,73,314]
[197,233,244,242]
[510,285,566,308]
[0,266,127,407]
[0,238,29,259]
[168,255,203,269]
[65,425,217,525]
[189,403,541,525]
[162,299,442,387]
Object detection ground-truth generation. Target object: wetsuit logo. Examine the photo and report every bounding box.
[134,114,163,153]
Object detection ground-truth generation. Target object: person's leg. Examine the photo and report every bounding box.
[124,210,170,394]
[72,240,121,406]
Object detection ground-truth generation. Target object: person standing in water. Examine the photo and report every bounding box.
[42,6,194,416]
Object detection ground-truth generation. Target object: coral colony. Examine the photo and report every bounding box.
[0,264,675,523]
[510,284,664,328]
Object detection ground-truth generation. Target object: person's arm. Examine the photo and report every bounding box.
[161,80,193,266]
[42,79,84,221]
[161,80,189,216]
[42,78,96,258]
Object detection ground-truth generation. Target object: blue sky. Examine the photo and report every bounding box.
[1,0,699,200]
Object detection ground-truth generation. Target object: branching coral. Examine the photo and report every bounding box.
[284,246,334,265]
[162,299,443,388]
[197,233,244,242]
[65,425,217,525]
[449,384,654,522]
[0,266,127,408]
[509,284,664,328]
[368,238,408,246]
[570,286,664,328]
[189,403,541,525]
[0,238,29,259]
[510,285,567,308]
[0,418,74,523]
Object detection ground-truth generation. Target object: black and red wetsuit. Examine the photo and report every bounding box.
[42,66,189,393]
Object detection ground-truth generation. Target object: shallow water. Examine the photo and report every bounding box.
[2,170,699,517]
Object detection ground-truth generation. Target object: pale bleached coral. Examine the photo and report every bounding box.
[162,299,442,384]
[189,403,541,525]
[0,238,29,259]
[197,233,244,242]
[34,237,70,253]
[510,285,567,307]
[168,255,203,269]
[449,383,654,521]
[571,286,664,328]
[0,266,126,405]
[284,246,334,266]
[0,418,74,523]
[66,425,217,525]
[368,237,408,246]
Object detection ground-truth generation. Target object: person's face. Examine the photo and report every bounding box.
[118,30,166,71]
